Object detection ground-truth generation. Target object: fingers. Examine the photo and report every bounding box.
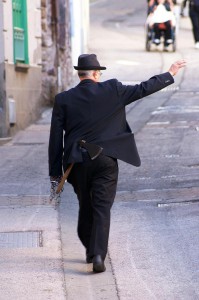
[168,59,187,76]
[175,59,186,64]
[174,59,187,67]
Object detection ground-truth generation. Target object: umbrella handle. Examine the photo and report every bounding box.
[56,163,74,194]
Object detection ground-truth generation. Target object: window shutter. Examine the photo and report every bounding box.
[12,0,28,64]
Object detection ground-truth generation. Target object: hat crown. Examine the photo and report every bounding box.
[74,54,106,70]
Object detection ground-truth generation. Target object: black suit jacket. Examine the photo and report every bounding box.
[49,72,174,176]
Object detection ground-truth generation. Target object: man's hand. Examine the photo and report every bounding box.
[168,59,187,76]
[49,176,63,209]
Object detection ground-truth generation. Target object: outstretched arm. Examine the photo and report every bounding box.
[117,59,186,106]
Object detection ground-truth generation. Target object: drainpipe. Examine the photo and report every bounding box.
[51,0,59,95]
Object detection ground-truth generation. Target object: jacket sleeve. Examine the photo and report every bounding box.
[116,72,174,106]
[48,95,65,176]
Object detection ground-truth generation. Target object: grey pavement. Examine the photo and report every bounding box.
[1,0,199,299]
[0,110,67,299]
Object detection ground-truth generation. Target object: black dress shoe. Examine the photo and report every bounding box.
[93,255,106,273]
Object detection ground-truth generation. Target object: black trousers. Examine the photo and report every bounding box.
[68,153,118,259]
[154,21,172,43]
[190,8,199,42]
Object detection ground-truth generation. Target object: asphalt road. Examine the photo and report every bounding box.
[56,0,199,298]
[89,0,199,299]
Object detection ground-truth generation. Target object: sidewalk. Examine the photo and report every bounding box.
[0,110,67,300]
[10,97,133,299]
[0,107,118,300]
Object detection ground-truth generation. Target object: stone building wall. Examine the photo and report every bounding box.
[41,0,73,105]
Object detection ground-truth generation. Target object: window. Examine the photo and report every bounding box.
[12,0,29,64]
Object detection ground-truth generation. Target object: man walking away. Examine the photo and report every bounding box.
[48,54,186,273]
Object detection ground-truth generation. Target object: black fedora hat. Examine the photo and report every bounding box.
[74,54,106,70]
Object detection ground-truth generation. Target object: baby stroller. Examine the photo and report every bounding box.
[145,21,176,52]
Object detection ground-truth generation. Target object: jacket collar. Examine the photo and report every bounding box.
[77,79,97,86]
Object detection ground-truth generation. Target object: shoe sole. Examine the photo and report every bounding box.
[93,263,106,273]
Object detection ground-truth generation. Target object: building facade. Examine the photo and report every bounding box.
[0,0,89,139]
[41,0,72,105]
[0,0,42,138]
[41,0,90,105]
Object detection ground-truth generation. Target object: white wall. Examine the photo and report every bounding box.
[27,0,42,66]
[0,0,4,63]
[0,2,4,63]
[81,0,90,55]
[3,0,13,63]
[2,0,41,66]
[70,0,90,69]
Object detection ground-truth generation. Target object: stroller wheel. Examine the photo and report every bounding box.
[172,39,176,52]
[146,39,151,51]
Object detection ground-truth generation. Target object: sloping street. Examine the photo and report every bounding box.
[0,0,199,299]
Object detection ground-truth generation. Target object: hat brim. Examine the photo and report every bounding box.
[74,66,106,70]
